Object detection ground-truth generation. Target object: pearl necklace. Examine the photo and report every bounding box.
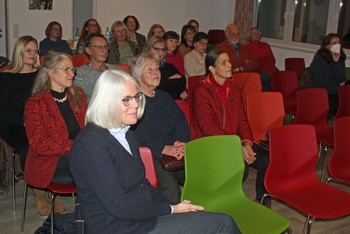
[53,95,68,103]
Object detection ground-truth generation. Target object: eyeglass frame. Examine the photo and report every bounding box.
[23,48,40,54]
[121,92,144,106]
[56,67,76,74]
[152,46,166,52]
[88,45,109,50]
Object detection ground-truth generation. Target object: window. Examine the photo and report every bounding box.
[255,0,350,49]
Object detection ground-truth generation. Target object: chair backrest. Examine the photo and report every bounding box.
[268,125,319,193]
[294,88,329,125]
[181,135,245,208]
[187,75,204,123]
[246,92,285,141]
[271,70,298,113]
[40,56,45,65]
[232,72,262,111]
[328,116,350,179]
[284,57,305,80]
[115,63,130,74]
[139,147,158,189]
[175,100,190,126]
[207,29,225,45]
[335,85,350,119]
[72,54,89,67]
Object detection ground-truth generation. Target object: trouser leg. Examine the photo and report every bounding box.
[51,154,73,184]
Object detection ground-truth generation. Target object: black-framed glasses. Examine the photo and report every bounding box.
[56,67,76,74]
[152,46,166,52]
[122,92,143,106]
[89,45,109,50]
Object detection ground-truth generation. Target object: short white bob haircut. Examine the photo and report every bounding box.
[86,69,145,129]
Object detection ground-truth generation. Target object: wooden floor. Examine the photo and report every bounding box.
[1,149,350,234]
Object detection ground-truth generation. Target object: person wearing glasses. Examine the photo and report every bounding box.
[106,20,140,64]
[39,21,73,56]
[74,33,121,101]
[69,69,241,234]
[184,32,208,77]
[76,19,102,55]
[24,52,87,217]
[129,52,188,203]
[144,36,187,100]
[178,25,196,57]
[0,36,40,181]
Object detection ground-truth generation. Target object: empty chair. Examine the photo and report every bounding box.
[182,135,291,234]
[326,116,350,185]
[266,124,350,233]
[335,85,350,119]
[233,72,262,112]
[294,88,334,180]
[207,29,225,45]
[271,70,298,116]
[72,54,89,67]
[246,92,285,149]
[284,57,305,80]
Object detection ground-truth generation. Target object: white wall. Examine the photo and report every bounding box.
[93,0,234,36]
[7,0,73,55]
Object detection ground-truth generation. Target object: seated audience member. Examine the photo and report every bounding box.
[123,15,147,52]
[39,21,73,56]
[246,27,276,77]
[147,23,166,41]
[74,33,121,101]
[184,32,208,77]
[130,52,189,203]
[217,23,270,91]
[188,19,199,32]
[76,19,102,54]
[0,36,40,171]
[144,36,187,100]
[24,52,87,217]
[106,20,140,64]
[69,69,241,234]
[178,25,196,57]
[164,31,185,76]
[310,33,346,116]
[191,48,270,206]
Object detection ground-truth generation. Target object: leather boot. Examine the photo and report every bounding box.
[33,188,50,218]
[53,195,66,214]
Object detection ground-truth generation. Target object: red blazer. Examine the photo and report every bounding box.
[191,74,253,142]
[24,90,87,188]
[216,40,259,72]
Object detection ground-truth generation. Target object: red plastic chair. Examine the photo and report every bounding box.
[284,57,305,80]
[266,124,350,233]
[40,56,45,65]
[72,54,89,67]
[294,88,334,180]
[187,75,204,123]
[175,100,190,126]
[271,70,298,116]
[335,85,350,119]
[246,92,285,149]
[207,29,225,45]
[233,72,262,112]
[139,147,158,189]
[326,116,350,185]
[115,63,130,74]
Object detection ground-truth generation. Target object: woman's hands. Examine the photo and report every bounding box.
[171,200,204,213]
[162,141,185,160]
[242,142,256,165]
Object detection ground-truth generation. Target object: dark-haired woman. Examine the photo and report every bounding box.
[178,25,195,57]
[76,19,102,54]
[310,33,346,116]
[123,15,146,51]
[164,31,184,76]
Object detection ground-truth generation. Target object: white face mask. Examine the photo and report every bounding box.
[330,43,341,54]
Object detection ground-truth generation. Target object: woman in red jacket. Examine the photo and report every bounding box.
[24,52,87,217]
[191,48,270,206]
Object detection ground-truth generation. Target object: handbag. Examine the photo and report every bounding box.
[159,154,184,172]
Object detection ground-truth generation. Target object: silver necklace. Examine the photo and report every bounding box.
[53,95,68,103]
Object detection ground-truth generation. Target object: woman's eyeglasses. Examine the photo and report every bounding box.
[23,49,40,54]
[56,67,76,74]
[122,92,143,106]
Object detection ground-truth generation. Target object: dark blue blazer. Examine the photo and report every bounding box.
[69,123,171,234]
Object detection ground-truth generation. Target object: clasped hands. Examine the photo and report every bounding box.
[162,141,185,160]
[242,142,256,165]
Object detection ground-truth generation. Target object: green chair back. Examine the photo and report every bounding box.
[345,67,350,82]
[182,135,291,234]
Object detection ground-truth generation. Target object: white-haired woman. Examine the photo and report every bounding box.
[69,69,241,234]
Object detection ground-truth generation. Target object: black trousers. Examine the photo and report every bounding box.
[51,154,73,184]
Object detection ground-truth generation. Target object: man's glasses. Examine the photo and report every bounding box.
[89,45,109,50]
[122,92,143,106]
[56,67,76,74]
[152,46,166,52]
[198,41,209,47]
[23,48,40,54]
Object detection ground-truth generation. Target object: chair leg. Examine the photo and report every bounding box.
[260,193,270,205]
[21,182,28,232]
[325,177,332,184]
[320,145,328,181]
[302,215,314,234]
[11,149,16,210]
[51,192,55,234]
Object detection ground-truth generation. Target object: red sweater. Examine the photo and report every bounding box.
[191,74,253,143]
[246,41,276,76]
[24,90,87,188]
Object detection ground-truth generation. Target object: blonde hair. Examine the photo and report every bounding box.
[8,35,40,73]
[86,69,145,128]
[110,20,129,42]
[147,24,165,41]
[32,52,84,109]
[144,35,165,52]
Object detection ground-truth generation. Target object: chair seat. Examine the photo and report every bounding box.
[47,182,76,194]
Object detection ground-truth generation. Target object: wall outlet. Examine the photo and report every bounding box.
[13,24,19,38]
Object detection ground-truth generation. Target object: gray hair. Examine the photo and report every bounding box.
[86,69,145,128]
[129,51,159,78]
